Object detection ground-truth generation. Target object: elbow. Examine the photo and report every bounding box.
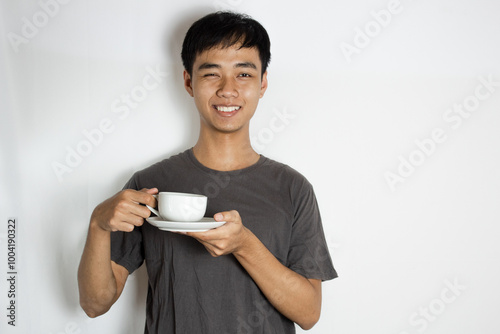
[297,318,319,331]
[297,308,321,331]
[80,298,111,318]
[82,307,101,319]
[77,277,117,318]
[78,287,115,318]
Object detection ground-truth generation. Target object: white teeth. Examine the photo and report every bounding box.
[216,106,240,112]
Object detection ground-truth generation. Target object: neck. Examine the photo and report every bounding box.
[193,126,259,171]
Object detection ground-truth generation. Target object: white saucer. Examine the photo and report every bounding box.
[146,217,226,232]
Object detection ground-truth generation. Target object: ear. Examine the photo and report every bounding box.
[183,70,194,97]
[259,71,268,98]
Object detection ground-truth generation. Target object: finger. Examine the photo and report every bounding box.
[115,221,137,233]
[111,211,145,229]
[185,230,210,240]
[140,187,158,195]
[117,198,152,219]
[123,212,146,226]
[128,189,157,207]
[139,188,159,206]
[196,240,218,257]
[186,227,228,244]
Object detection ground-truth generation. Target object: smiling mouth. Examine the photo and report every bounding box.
[215,106,241,112]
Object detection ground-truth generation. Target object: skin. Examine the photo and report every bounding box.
[78,45,322,330]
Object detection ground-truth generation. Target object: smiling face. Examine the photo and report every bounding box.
[183,45,268,135]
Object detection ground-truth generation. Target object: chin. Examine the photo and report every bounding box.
[212,122,246,134]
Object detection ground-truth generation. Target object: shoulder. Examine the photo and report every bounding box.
[260,156,314,193]
[126,150,191,189]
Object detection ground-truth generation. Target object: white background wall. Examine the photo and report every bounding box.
[1,0,499,333]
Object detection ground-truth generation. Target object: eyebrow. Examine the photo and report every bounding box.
[235,62,257,70]
[198,63,221,71]
[197,62,257,71]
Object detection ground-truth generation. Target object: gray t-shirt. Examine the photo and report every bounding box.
[111,149,337,334]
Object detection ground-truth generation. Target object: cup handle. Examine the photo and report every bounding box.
[146,195,162,219]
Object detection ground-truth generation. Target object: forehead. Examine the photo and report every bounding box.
[193,45,262,71]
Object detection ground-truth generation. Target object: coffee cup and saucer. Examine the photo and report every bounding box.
[145,192,225,232]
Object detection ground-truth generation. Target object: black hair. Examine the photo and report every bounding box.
[181,11,271,77]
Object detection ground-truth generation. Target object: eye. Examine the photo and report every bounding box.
[239,73,251,78]
[203,73,217,77]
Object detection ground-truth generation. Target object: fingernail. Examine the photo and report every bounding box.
[214,213,223,221]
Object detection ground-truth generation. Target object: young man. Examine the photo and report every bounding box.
[78,11,337,333]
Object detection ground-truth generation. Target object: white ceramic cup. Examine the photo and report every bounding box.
[146,192,207,222]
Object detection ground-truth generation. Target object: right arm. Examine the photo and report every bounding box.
[77,188,157,318]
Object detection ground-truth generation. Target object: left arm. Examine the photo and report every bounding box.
[186,210,322,330]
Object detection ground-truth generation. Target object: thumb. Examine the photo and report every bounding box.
[214,212,225,221]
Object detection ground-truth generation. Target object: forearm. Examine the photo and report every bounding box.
[77,220,118,317]
[233,229,322,330]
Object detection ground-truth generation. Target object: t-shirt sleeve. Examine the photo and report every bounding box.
[110,174,145,274]
[286,177,338,281]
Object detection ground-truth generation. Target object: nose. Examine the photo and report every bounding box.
[216,77,238,98]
